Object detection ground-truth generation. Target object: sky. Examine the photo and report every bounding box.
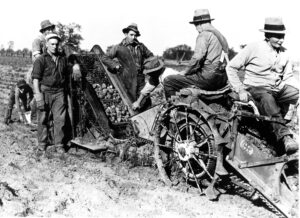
[0,0,299,61]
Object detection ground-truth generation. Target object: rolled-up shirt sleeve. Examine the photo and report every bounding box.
[140,82,156,95]
[283,60,299,89]
[32,56,44,80]
[226,46,252,92]
[32,38,42,56]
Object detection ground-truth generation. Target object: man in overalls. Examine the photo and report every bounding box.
[164,9,229,99]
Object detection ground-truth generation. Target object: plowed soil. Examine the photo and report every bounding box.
[0,64,278,218]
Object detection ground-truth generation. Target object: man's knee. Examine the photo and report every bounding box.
[256,94,281,116]
[163,75,177,87]
[282,85,299,103]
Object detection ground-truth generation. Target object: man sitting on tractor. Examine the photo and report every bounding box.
[226,17,299,155]
[163,9,229,99]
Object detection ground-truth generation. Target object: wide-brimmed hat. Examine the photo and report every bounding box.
[122,23,141,37]
[40,20,55,33]
[259,17,286,34]
[17,79,26,88]
[45,33,61,41]
[143,56,165,75]
[189,9,214,24]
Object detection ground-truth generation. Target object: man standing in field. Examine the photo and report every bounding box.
[26,20,56,123]
[3,79,34,125]
[163,9,229,99]
[106,23,154,110]
[226,17,299,155]
[32,33,70,153]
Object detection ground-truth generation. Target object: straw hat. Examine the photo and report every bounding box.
[259,17,286,34]
[189,9,214,24]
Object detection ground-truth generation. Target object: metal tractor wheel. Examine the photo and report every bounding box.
[154,104,217,187]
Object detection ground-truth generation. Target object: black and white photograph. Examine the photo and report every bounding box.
[0,0,298,217]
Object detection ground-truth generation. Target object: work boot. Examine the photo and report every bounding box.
[283,135,298,155]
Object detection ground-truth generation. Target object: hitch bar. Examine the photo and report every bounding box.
[238,155,297,169]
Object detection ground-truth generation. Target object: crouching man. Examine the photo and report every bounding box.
[132,56,180,111]
[4,79,34,125]
[32,33,70,153]
[226,17,299,155]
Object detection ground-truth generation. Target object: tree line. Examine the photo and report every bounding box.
[1,22,239,61]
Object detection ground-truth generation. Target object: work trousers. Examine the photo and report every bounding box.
[163,70,227,99]
[37,90,67,147]
[247,85,299,141]
[4,88,31,123]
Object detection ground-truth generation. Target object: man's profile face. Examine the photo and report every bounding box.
[125,30,137,44]
[268,33,285,49]
[47,38,59,54]
[194,22,203,33]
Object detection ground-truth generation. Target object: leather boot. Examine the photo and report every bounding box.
[215,145,228,176]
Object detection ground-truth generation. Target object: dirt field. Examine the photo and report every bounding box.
[0,64,279,218]
[0,118,277,218]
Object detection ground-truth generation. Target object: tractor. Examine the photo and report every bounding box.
[70,45,298,218]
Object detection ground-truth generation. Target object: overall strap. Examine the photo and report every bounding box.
[205,28,229,64]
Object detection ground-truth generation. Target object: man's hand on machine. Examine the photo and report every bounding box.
[132,101,141,110]
[238,89,251,102]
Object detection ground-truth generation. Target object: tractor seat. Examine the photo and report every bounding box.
[177,84,232,101]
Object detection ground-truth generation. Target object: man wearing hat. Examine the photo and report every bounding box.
[132,56,180,110]
[164,9,229,99]
[3,79,34,125]
[27,20,55,125]
[226,17,299,155]
[32,20,55,63]
[107,23,154,109]
[32,33,70,153]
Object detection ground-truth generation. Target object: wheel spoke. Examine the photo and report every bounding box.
[185,107,190,141]
[160,123,180,143]
[195,151,217,159]
[171,109,183,142]
[194,138,208,148]
[187,159,203,194]
[163,154,178,167]
[281,170,292,190]
[192,155,214,179]
[188,115,204,141]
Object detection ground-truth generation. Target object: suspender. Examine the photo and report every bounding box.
[204,28,229,64]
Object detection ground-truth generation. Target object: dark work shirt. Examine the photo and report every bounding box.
[32,52,68,88]
[108,38,153,72]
